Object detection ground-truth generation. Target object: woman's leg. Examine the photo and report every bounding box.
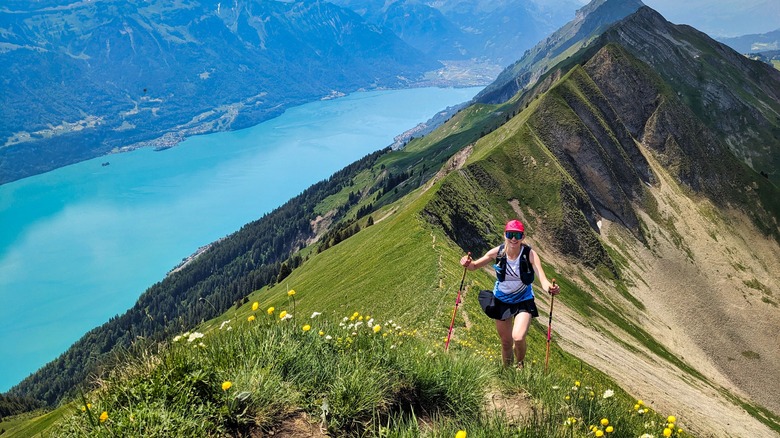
[495,318,514,366]
[512,311,533,366]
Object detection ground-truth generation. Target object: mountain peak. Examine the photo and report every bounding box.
[575,0,645,22]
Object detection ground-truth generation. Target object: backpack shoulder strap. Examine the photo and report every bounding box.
[496,243,506,261]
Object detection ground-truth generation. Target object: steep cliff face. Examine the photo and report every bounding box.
[599,7,780,186]
[421,29,780,434]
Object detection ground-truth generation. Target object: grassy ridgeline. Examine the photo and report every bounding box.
[4,205,691,437]
[28,307,685,438]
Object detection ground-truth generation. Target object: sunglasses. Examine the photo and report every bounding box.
[505,231,524,240]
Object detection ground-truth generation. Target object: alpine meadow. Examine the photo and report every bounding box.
[2,0,780,437]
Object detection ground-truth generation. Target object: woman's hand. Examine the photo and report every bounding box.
[460,255,472,268]
[547,280,560,295]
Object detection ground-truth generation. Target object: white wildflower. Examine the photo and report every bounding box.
[187,332,205,342]
[325,335,333,340]
[173,335,183,342]
[281,313,293,321]
[310,312,322,318]
[602,389,614,399]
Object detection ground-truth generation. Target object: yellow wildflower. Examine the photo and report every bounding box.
[601,418,609,426]
[667,415,676,423]
[99,411,108,423]
[222,381,232,391]
[252,302,259,311]
[595,430,604,437]
[247,315,255,322]
[319,330,325,336]
[575,380,581,387]
[303,324,311,332]
[373,324,381,333]
[606,426,614,433]
[455,431,467,438]
[663,428,672,437]
[288,289,296,296]
[279,310,287,319]
[267,306,275,315]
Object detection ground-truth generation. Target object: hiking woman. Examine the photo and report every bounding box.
[459,219,560,368]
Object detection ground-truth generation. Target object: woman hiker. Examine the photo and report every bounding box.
[460,219,560,368]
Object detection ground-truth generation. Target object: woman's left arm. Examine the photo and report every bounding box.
[530,249,560,295]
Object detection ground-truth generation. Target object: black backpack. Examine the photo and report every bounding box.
[495,243,534,285]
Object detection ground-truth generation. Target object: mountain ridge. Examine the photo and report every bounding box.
[4,2,780,436]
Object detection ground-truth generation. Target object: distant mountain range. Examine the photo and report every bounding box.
[718,28,780,53]
[7,1,780,436]
[328,0,582,65]
[0,0,440,185]
[0,0,585,186]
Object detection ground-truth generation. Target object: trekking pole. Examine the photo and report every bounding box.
[545,278,557,373]
[445,252,470,352]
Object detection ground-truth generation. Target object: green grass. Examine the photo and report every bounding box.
[16,299,692,438]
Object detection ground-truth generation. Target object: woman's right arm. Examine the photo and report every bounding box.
[460,246,499,271]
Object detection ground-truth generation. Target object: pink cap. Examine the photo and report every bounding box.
[505,219,524,232]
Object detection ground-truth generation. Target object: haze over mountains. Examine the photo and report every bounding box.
[3,0,780,435]
[2,0,777,186]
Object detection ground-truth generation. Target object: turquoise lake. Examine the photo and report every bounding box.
[0,86,482,392]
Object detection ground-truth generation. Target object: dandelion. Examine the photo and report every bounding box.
[288,289,296,296]
[80,403,92,412]
[595,430,604,437]
[311,312,322,318]
[252,301,259,311]
[565,395,570,401]
[302,324,311,332]
[247,315,256,322]
[455,431,467,438]
[575,380,581,387]
[603,389,614,399]
[667,415,676,424]
[663,428,672,437]
[373,324,382,333]
[99,411,108,423]
[318,330,325,336]
[606,425,614,433]
[600,418,609,426]
[267,306,275,315]
[279,310,288,319]
[222,381,232,391]
[634,404,640,411]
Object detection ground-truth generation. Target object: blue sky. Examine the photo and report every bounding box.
[632,0,779,37]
